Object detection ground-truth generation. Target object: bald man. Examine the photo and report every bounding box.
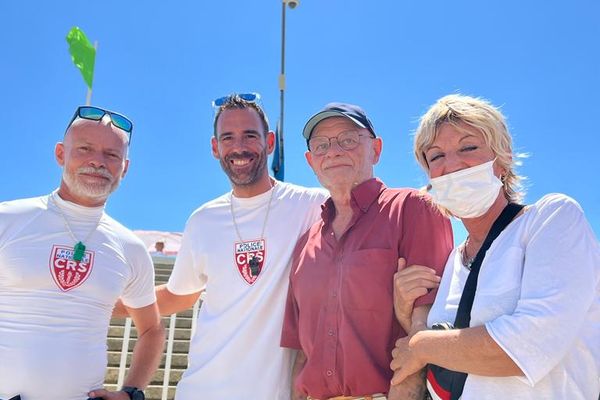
[0,106,164,400]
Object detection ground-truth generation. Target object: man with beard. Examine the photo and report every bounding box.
[141,93,328,399]
[0,106,165,400]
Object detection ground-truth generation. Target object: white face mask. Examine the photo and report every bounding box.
[429,159,503,218]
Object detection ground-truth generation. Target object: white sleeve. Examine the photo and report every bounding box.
[121,246,157,309]
[167,214,207,295]
[485,196,600,385]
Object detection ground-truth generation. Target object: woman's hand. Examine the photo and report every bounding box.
[393,258,441,331]
[390,333,428,385]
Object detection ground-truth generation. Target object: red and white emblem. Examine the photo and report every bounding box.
[49,245,95,292]
[234,239,266,285]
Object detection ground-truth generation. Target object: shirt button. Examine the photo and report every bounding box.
[331,292,337,298]
[326,370,333,377]
[328,329,335,336]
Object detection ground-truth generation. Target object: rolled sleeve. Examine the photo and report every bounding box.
[485,199,598,385]
[399,193,454,307]
[281,279,301,349]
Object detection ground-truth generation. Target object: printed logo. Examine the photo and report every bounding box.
[49,245,95,291]
[234,239,266,285]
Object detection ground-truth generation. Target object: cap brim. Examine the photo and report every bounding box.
[302,111,367,139]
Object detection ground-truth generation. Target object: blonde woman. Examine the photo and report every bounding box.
[390,94,599,399]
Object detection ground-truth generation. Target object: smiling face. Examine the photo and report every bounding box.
[423,122,504,179]
[55,118,130,207]
[305,116,382,192]
[212,108,275,195]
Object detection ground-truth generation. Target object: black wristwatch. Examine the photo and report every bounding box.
[121,386,145,400]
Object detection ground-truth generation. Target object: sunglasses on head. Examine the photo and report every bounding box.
[211,93,261,108]
[67,106,134,143]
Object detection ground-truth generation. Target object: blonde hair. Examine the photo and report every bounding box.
[414,94,525,203]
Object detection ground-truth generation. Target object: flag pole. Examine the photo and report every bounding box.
[277,0,287,181]
[272,0,298,181]
[85,41,97,105]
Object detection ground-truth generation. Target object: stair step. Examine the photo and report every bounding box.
[105,367,184,385]
[108,337,190,353]
[109,326,193,340]
[111,316,195,329]
[108,351,189,368]
[104,257,199,397]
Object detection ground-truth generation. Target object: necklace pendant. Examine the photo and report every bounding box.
[73,241,86,261]
[249,257,260,277]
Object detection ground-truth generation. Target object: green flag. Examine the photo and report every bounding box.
[66,27,96,89]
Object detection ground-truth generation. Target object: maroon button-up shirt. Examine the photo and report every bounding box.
[281,178,453,398]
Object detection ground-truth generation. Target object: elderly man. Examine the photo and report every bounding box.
[0,106,165,400]
[281,103,453,400]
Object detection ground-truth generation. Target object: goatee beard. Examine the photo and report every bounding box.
[220,149,267,187]
[62,166,120,202]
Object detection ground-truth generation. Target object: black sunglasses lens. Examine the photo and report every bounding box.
[110,113,133,133]
[78,106,105,121]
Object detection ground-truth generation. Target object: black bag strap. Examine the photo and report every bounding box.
[454,203,524,329]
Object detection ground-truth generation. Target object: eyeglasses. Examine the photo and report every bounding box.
[308,130,371,156]
[67,106,134,143]
[212,93,261,108]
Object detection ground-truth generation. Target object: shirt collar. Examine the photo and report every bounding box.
[320,178,386,222]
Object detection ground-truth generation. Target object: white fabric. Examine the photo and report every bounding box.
[429,159,503,218]
[0,191,156,400]
[428,193,600,399]
[167,182,327,400]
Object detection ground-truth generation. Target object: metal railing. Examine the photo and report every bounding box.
[115,299,201,400]
[117,297,202,400]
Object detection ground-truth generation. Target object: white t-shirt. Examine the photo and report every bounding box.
[167,181,327,400]
[0,192,156,400]
[428,193,600,399]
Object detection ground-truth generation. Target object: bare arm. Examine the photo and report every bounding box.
[113,284,201,318]
[408,305,430,335]
[388,303,431,400]
[291,350,307,400]
[390,258,435,399]
[388,305,431,400]
[391,325,523,385]
[122,303,166,387]
[155,283,201,316]
[393,258,440,332]
[388,370,427,400]
[89,303,165,399]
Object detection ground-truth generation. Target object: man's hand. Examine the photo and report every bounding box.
[291,350,308,400]
[393,258,440,331]
[388,369,427,400]
[87,389,129,400]
[112,298,129,318]
[390,334,427,385]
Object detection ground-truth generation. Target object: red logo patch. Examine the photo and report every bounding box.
[49,245,95,292]
[234,239,266,285]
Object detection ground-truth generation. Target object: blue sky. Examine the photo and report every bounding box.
[1,1,598,244]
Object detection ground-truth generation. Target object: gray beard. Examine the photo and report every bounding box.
[62,167,120,202]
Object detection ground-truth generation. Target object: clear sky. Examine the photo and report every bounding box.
[1,1,598,244]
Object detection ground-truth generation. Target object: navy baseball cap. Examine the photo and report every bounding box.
[302,102,377,140]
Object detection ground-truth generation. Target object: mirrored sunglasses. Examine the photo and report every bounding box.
[67,106,134,144]
[212,92,261,108]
